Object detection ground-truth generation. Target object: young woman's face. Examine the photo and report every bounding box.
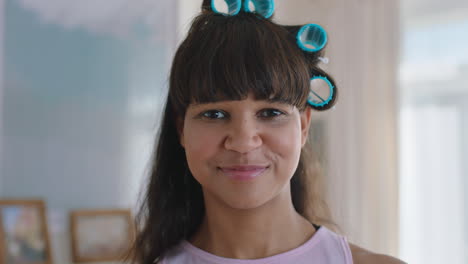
[180,94,312,210]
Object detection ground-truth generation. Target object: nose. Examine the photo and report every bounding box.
[224,116,262,154]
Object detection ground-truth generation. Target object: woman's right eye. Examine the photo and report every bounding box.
[201,110,228,119]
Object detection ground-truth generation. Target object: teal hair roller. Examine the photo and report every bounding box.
[211,0,242,16]
[308,76,335,108]
[243,0,275,19]
[297,24,328,53]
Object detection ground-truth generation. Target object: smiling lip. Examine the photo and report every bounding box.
[219,165,268,181]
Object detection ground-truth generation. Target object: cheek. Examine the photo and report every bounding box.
[265,123,303,175]
[267,122,302,155]
[183,123,223,174]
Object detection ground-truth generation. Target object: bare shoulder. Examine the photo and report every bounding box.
[349,243,407,264]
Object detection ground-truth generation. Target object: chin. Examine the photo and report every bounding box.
[215,191,277,211]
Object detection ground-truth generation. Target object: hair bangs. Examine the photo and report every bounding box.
[169,12,310,116]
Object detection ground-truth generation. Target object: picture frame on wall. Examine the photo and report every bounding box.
[70,209,135,263]
[0,199,53,264]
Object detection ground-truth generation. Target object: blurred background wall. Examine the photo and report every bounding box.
[1,0,177,262]
[1,0,467,264]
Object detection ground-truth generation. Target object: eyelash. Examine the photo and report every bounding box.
[200,109,286,120]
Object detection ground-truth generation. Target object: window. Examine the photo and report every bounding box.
[399,1,468,263]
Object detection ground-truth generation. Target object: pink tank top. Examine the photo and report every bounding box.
[161,226,353,264]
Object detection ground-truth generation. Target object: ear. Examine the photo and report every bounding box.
[300,107,313,148]
[176,116,185,148]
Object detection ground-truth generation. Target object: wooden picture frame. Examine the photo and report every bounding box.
[0,199,53,264]
[70,209,135,263]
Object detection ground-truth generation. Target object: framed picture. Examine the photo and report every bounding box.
[0,199,53,264]
[70,209,135,263]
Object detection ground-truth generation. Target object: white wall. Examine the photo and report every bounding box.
[177,0,201,42]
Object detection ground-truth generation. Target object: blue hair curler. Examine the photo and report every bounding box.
[307,76,334,108]
[211,0,242,16]
[243,0,275,19]
[297,24,328,53]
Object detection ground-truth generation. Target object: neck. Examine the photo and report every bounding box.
[188,189,316,259]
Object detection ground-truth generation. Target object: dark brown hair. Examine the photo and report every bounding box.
[127,7,338,264]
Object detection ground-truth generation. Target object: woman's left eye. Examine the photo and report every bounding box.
[258,109,285,118]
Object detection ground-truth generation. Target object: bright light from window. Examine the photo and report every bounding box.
[399,3,468,263]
